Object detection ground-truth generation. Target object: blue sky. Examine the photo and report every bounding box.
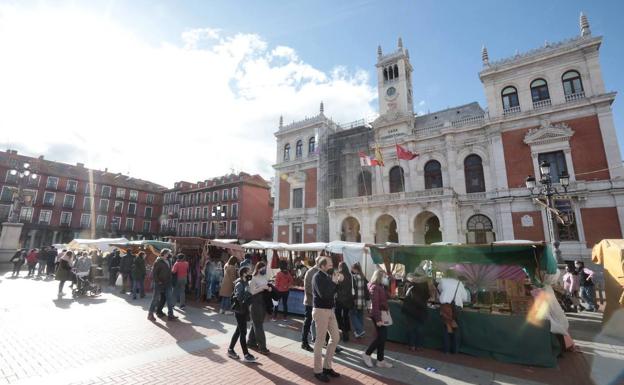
[1,1,623,186]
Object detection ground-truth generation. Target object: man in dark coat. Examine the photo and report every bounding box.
[119,250,134,293]
[46,246,58,277]
[148,249,177,321]
[108,249,121,286]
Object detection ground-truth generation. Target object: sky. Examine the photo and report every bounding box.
[1,0,623,188]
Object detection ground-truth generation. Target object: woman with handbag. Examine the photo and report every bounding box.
[227,266,257,363]
[361,269,393,368]
[335,262,354,342]
[402,272,431,351]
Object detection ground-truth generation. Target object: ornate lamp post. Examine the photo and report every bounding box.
[211,204,226,238]
[525,160,571,264]
[8,162,38,223]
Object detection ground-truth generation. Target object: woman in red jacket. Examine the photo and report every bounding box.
[26,249,39,277]
[272,261,293,321]
[362,269,393,369]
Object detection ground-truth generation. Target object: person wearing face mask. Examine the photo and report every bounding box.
[148,249,177,322]
[361,269,393,368]
[246,261,271,354]
[227,266,257,363]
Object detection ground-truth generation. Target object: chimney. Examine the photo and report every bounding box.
[77,162,84,168]
[38,155,44,160]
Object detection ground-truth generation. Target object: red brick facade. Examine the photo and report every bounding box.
[304,224,317,243]
[277,225,289,243]
[279,177,290,210]
[305,168,317,208]
[580,207,622,248]
[502,129,534,189]
[511,211,544,242]
[239,184,273,241]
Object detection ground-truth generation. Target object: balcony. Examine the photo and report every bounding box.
[62,203,75,209]
[532,99,551,110]
[503,106,521,116]
[565,91,585,103]
[60,222,71,228]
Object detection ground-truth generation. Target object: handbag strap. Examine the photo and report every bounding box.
[451,281,461,305]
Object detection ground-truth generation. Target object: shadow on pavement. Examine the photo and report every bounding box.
[151,319,228,364]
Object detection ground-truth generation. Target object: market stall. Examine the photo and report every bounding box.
[68,237,129,253]
[370,242,562,367]
[108,240,174,294]
[592,239,624,324]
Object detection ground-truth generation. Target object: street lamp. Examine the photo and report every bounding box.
[8,162,38,223]
[211,204,226,238]
[525,161,571,264]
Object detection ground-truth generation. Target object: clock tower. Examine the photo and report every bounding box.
[376,38,414,117]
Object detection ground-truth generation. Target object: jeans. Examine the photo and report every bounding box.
[220,296,231,312]
[229,312,250,355]
[335,305,351,341]
[121,272,132,292]
[150,283,174,316]
[247,295,267,349]
[27,264,37,276]
[209,272,222,299]
[312,308,340,373]
[12,262,23,276]
[37,261,47,276]
[580,286,596,311]
[302,305,313,344]
[350,309,364,336]
[407,318,425,348]
[365,324,387,361]
[273,290,289,317]
[46,261,55,276]
[175,278,187,306]
[132,278,145,298]
[109,268,119,286]
[442,324,460,354]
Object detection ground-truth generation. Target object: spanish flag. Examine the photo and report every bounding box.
[374,144,385,167]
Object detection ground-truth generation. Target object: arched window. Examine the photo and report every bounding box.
[358,171,372,196]
[424,160,443,189]
[464,154,485,193]
[467,214,494,244]
[501,86,519,110]
[383,68,388,82]
[562,70,584,97]
[388,66,394,80]
[308,137,316,155]
[393,64,399,79]
[389,166,405,193]
[530,78,550,103]
[295,140,303,158]
[283,143,290,161]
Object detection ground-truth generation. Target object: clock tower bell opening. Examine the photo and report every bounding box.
[376,37,414,117]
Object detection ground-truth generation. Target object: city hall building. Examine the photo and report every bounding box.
[272,14,624,261]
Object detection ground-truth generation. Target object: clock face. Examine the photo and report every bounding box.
[386,87,397,97]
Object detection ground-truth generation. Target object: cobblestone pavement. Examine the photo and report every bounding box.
[0,272,620,385]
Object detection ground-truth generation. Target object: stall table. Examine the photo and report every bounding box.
[387,300,561,367]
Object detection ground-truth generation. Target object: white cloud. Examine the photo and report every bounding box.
[418,100,426,107]
[0,4,376,187]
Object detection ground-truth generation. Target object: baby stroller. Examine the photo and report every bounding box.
[72,271,102,298]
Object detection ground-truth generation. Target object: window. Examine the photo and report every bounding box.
[389,166,405,193]
[210,222,216,235]
[85,183,95,195]
[538,151,567,183]
[46,176,59,189]
[146,193,154,204]
[43,192,56,206]
[464,154,485,193]
[232,187,239,200]
[466,214,495,244]
[126,218,134,231]
[295,140,303,158]
[201,222,208,236]
[221,205,228,218]
[83,197,93,211]
[292,188,303,208]
[129,190,138,201]
[80,214,91,228]
[22,189,37,206]
[63,194,75,209]
[424,160,443,189]
[116,188,126,199]
[101,185,111,198]
[308,137,316,155]
[0,205,9,222]
[96,215,107,229]
[562,70,584,97]
[203,206,209,219]
[203,192,210,203]
[223,189,229,201]
[284,143,291,161]
[292,222,303,243]
[530,79,550,102]
[230,220,238,235]
[143,221,151,233]
[186,223,192,235]
[111,217,121,230]
[20,207,34,223]
[60,212,72,225]
[99,199,109,212]
[128,202,137,215]
[181,208,187,220]
[231,203,238,218]
[114,201,124,214]
[39,210,52,225]
[66,180,78,193]
[213,191,219,202]
[190,194,196,205]
[501,86,519,110]
[5,170,18,184]
[554,199,579,241]
[0,186,17,202]
[195,207,201,219]
[145,207,153,218]
[358,171,372,196]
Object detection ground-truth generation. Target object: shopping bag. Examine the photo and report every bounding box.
[115,273,123,287]
[381,310,393,326]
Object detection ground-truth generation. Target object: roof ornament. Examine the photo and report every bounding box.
[481,45,489,66]
[398,37,403,50]
[320,101,324,114]
[580,12,591,37]
[377,45,382,58]
[405,48,410,59]
[279,115,283,128]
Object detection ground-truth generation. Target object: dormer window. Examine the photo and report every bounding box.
[283,143,290,161]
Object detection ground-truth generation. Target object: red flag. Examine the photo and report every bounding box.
[359,152,380,167]
[396,144,418,160]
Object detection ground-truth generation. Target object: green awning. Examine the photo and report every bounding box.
[370,243,556,281]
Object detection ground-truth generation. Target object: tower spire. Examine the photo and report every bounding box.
[279,115,283,128]
[320,101,324,114]
[377,45,382,58]
[580,12,591,37]
[398,37,403,50]
[481,45,489,66]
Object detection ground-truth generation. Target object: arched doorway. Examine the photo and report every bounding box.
[466,214,495,244]
[341,217,361,242]
[375,214,398,243]
[414,211,442,244]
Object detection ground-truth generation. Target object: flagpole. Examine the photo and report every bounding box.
[376,143,385,194]
[359,162,369,196]
[393,134,406,193]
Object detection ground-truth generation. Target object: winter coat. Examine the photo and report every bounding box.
[10,250,25,266]
[26,251,38,265]
[152,257,172,286]
[368,282,389,324]
[232,278,252,316]
[335,271,354,309]
[219,264,237,297]
[120,252,134,273]
[55,259,72,282]
[131,256,146,280]
[402,281,430,322]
